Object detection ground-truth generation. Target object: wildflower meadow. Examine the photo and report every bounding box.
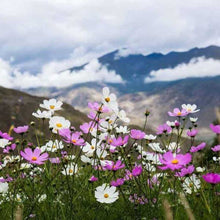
[0,87,219,219]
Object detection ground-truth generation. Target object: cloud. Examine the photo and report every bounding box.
[0,0,220,73]
[0,58,124,89]
[145,57,220,82]
[114,48,141,60]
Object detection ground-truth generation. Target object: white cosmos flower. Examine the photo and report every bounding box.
[196,167,205,172]
[102,87,118,112]
[32,109,52,119]
[20,163,32,170]
[66,155,76,161]
[145,134,157,141]
[82,139,100,157]
[142,152,162,165]
[213,156,220,162]
[190,117,198,123]
[148,143,165,153]
[117,110,130,123]
[116,126,129,134]
[96,148,108,160]
[182,174,201,194]
[166,120,178,127]
[0,181,9,194]
[41,140,64,152]
[81,155,92,164]
[61,163,78,175]
[40,99,63,112]
[49,116,70,134]
[90,128,108,141]
[166,142,181,152]
[0,139,9,148]
[182,104,200,113]
[38,194,47,202]
[95,183,119,203]
[143,162,156,172]
[29,167,43,176]
[100,115,117,131]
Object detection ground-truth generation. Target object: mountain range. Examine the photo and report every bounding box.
[25,45,220,138]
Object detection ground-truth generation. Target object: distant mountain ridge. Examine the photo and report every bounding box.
[69,45,220,85]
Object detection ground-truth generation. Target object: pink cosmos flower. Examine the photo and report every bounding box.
[132,165,142,176]
[202,173,220,184]
[175,165,195,177]
[94,165,107,171]
[49,157,60,164]
[0,175,13,183]
[190,142,206,153]
[89,175,98,182]
[187,129,198,137]
[3,144,16,154]
[124,169,134,180]
[147,176,159,188]
[0,130,13,140]
[105,160,125,171]
[159,151,191,170]
[87,111,104,123]
[130,129,145,140]
[13,125,29,134]
[20,148,48,165]
[156,124,172,135]
[110,178,124,187]
[88,102,109,113]
[168,108,188,117]
[59,128,71,139]
[111,135,129,147]
[59,129,85,146]
[211,145,220,152]
[80,121,97,134]
[210,124,220,134]
[129,194,148,205]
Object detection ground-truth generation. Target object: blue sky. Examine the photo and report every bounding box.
[0,0,220,88]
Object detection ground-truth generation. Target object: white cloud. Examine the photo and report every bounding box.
[0,58,123,89]
[114,48,141,59]
[0,0,220,73]
[145,57,220,82]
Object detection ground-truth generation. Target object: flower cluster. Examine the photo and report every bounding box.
[0,87,219,220]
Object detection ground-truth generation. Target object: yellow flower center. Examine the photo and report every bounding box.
[108,120,113,124]
[100,157,104,160]
[109,139,113,143]
[69,169,73,173]
[171,159,179,164]
[32,156,37,161]
[104,193,109,198]
[187,108,191,112]
[50,105,55,109]
[56,123,62,128]
[189,183,193,187]
[91,146,95,149]
[52,145,56,149]
[98,107,103,111]
[177,112,182,116]
[105,97,110,102]
[72,139,77,144]
[129,174,133,178]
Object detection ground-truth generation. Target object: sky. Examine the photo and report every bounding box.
[0,0,220,88]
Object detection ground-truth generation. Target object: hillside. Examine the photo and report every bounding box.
[0,86,88,133]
